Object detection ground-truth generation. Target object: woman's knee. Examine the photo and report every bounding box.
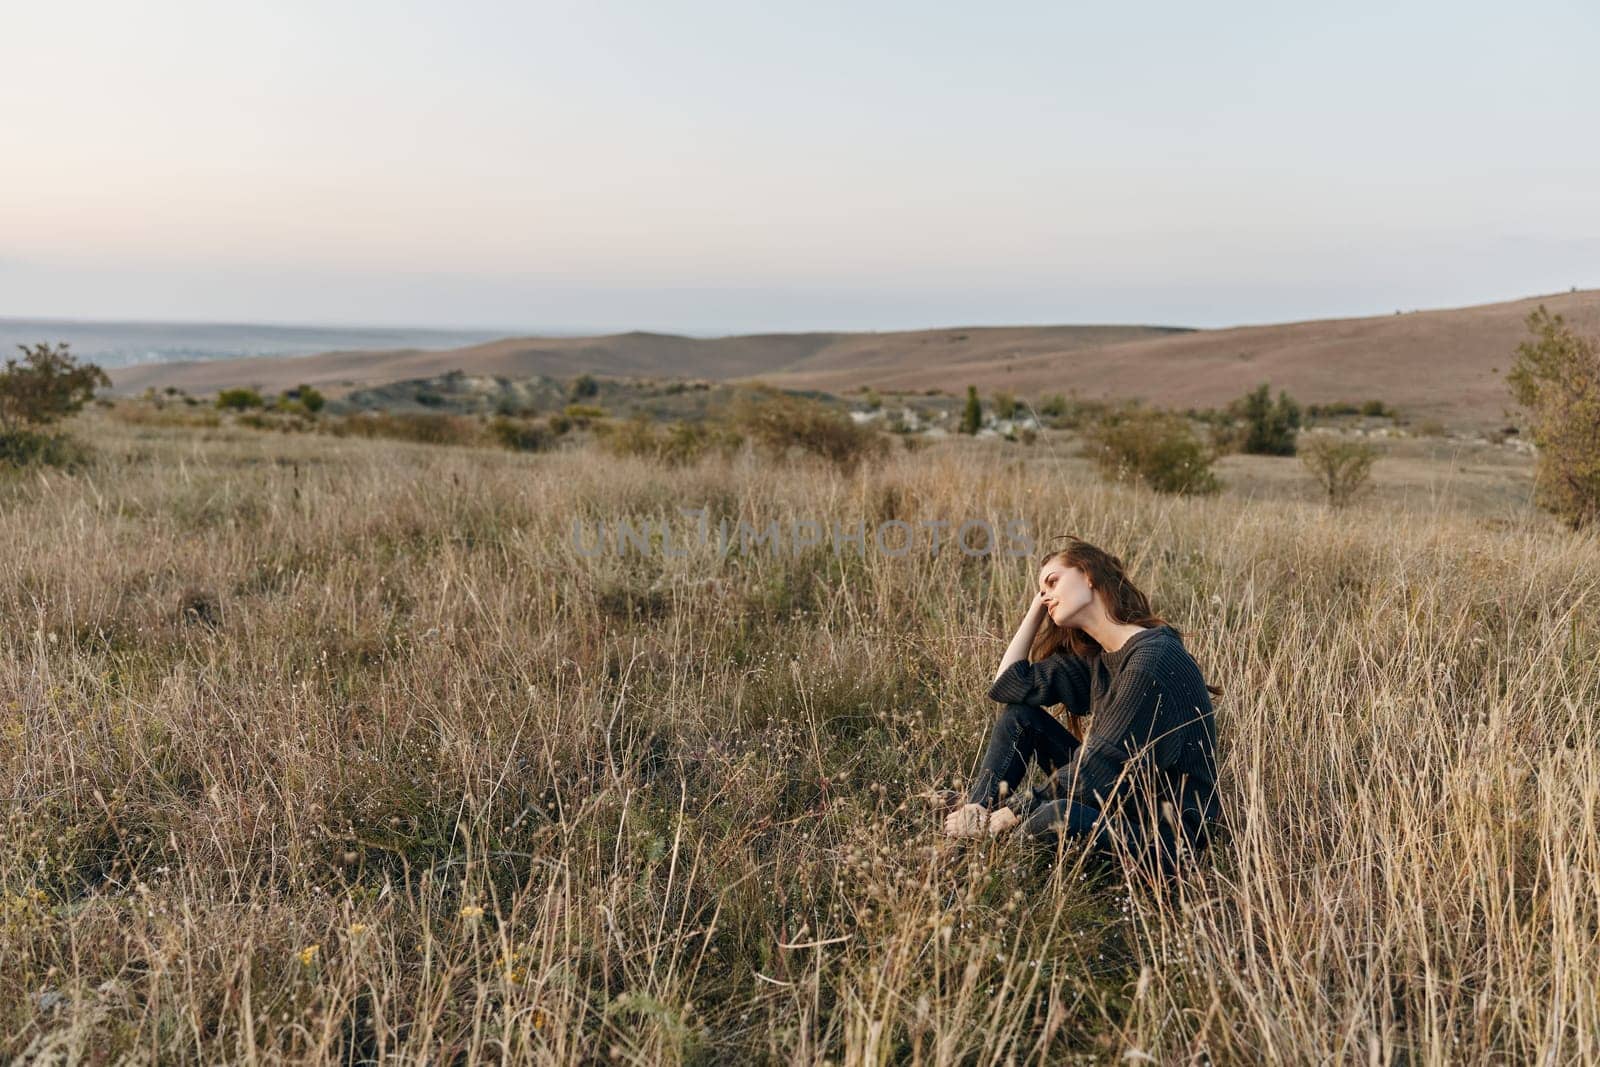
[1019,803,1066,841]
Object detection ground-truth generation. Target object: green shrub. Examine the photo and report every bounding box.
[489,417,553,453]
[216,388,264,411]
[665,421,742,465]
[595,413,740,467]
[0,342,110,469]
[1083,406,1222,495]
[960,386,982,435]
[1300,435,1379,507]
[1,342,111,434]
[993,390,1018,421]
[1219,383,1300,455]
[1033,392,1106,430]
[564,404,605,428]
[570,374,600,400]
[0,429,93,470]
[1507,305,1600,530]
[729,388,887,474]
[597,412,658,459]
[288,383,326,414]
[1302,398,1390,420]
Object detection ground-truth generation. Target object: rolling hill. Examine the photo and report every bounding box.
[107,289,1600,429]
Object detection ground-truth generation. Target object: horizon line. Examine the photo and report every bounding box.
[4,284,1594,345]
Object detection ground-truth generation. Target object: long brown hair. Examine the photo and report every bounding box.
[1029,534,1224,740]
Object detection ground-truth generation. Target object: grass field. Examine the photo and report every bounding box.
[2,414,1596,1063]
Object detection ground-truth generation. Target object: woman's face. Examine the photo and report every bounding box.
[1039,559,1096,628]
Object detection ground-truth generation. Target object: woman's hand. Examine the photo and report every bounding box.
[943,802,988,839]
[987,807,1020,837]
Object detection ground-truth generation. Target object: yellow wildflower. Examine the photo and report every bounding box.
[296,943,320,966]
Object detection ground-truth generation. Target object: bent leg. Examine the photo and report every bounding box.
[967,703,1079,808]
[1019,799,1110,846]
[1022,800,1187,881]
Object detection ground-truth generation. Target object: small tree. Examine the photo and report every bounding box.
[960,386,982,435]
[0,342,111,436]
[1507,305,1600,530]
[570,374,599,401]
[1223,383,1300,455]
[1300,436,1378,507]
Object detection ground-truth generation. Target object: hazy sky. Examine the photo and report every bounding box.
[4,0,1597,333]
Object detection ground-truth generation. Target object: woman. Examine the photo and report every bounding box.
[944,535,1224,878]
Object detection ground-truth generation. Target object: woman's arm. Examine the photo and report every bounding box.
[992,593,1048,687]
[987,595,1092,709]
[1026,668,1165,811]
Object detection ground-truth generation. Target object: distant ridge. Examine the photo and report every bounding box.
[108,324,1174,396]
[107,289,1600,428]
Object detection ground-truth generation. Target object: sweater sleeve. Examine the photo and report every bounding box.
[987,651,1091,712]
[1017,667,1164,812]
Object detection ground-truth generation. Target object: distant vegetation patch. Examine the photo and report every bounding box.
[729,386,889,474]
[1082,404,1223,495]
[0,341,110,469]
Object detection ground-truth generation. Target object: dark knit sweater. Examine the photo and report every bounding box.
[986,624,1219,837]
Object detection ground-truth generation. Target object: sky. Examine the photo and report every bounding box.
[3,0,1598,334]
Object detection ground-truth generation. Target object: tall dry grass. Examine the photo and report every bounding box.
[0,414,1596,1063]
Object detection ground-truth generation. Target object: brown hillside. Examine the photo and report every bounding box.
[107,324,1180,399]
[745,290,1600,428]
[107,289,1600,429]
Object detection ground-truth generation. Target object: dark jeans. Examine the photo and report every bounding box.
[968,703,1202,875]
